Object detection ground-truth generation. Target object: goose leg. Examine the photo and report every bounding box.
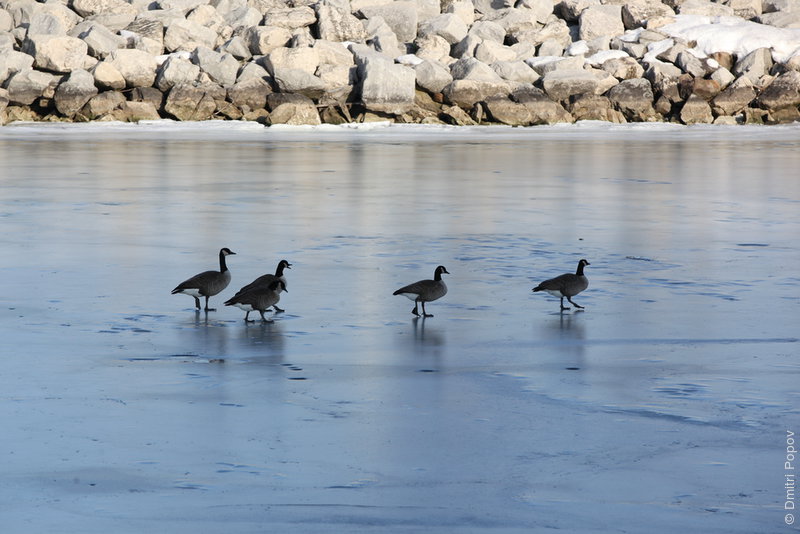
[412,302,420,316]
[272,305,285,313]
[560,296,570,311]
[422,302,434,317]
[193,296,201,310]
[259,310,273,323]
[567,297,584,309]
[204,295,216,312]
[244,311,254,323]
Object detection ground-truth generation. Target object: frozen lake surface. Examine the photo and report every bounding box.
[1,121,798,533]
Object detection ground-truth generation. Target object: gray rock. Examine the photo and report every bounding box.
[264,46,320,77]
[710,67,735,89]
[315,0,368,43]
[467,20,506,43]
[680,93,713,123]
[644,60,683,86]
[622,1,674,30]
[0,32,15,51]
[263,6,317,30]
[676,51,715,78]
[724,0,761,19]
[602,56,645,80]
[442,79,511,108]
[125,18,164,43]
[70,21,126,60]
[356,53,416,113]
[606,77,658,121]
[415,34,452,63]
[570,94,626,122]
[413,59,453,94]
[475,41,518,64]
[80,90,126,119]
[155,55,201,91]
[579,5,624,42]
[364,17,404,58]
[451,34,482,60]
[733,47,773,83]
[228,77,271,111]
[22,34,90,73]
[27,12,67,36]
[163,19,217,52]
[54,68,98,116]
[483,7,540,34]
[526,55,585,76]
[71,0,135,18]
[6,69,59,105]
[236,62,271,84]
[757,70,800,110]
[483,95,532,125]
[418,13,469,44]
[272,68,327,100]
[218,35,252,61]
[556,0,601,23]
[269,100,321,125]
[91,61,126,90]
[491,61,540,84]
[0,8,14,33]
[440,104,478,126]
[542,69,619,101]
[0,50,34,86]
[358,1,418,43]
[443,0,475,26]
[165,82,218,120]
[191,46,239,87]
[107,48,157,88]
[450,57,506,83]
[678,0,735,16]
[114,100,161,122]
[511,85,574,124]
[243,25,292,56]
[757,11,800,28]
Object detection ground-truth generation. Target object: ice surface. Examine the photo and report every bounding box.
[0,122,798,533]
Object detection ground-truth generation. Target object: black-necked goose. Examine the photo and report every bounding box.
[171,247,235,311]
[232,259,291,312]
[224,280,287,322]
[393,265,449,317]
[532,259,590,311]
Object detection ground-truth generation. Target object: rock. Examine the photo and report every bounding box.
[512,85,574,124]
[483,95,532,125]
[676,51,714,78]
[680,93,713,123]
[358,2,418,43]
[262,6,317,30]
[606,77,658,121]
[724,0,761,19]
[757,70,800,110]
[413,60,454,94]
[107,48,157,88]
[272,68,327,100]
[692,78,721,100]
[315,0,368,42]
[644,60,683,87]
[116,100,161,121]
[678,0,735,16]
[491,61,540,84]
[710,67,735,89]
[71,0,135,19]
[163,19,217,52]
[475,41,518,64]
[191,46,239,87]
[579,5,624,42]
[125,18,164,43]
[526,56,585,76]
[80,90,125,118]
[542,69,619,101]
[570,94,626,122]
[54,69,98,116]
[440,104,478,126]
[91,61,125,90]
[364,17,404,58]
[415,34,452,63]
[355,52,416,113]
[0,50,34,85]
[468,20,506,43]
[442,79,510,108]
[556,0,601,23]
[6,69,59,105]
[165,82,218,120]
[709,52,734,71]
[218,36,252,61]
[733,47,773,83]
[243,25,293,56]
[483,7,540,34]
[601,56,645,80]
[757,11,800,28]
[711,77,756,115]
[155,55,200,92]
[451,34,482,60]
[451,57,506,83]
[27,12,67,36]
[269,100,321,125]
[228,77,271,111]
[622,1,674,30]
[22,34,89,73]
[418,13,469,45]
[70,21,126,60]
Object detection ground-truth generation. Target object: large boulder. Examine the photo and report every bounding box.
[542,69,619,101]
[243,25,292,56]
[107,48,157,88]
[163,19,217,52]
[442,79,511,108]
[358,1,418,43]
[570,94,626,122]
[606,78,659,121]
[315,0,368,42]
[228,77,271,111]
[80,90,126,119]
[6,69,59,105]
[272,68,327,100]
[22,34,90,73]
[91,61,126,89]
[264,46,321,76]
[756,70,800,110]
[269,99,322,125]
[579,5,624,41]
[70,21,126,59]
[262,6,317,30]
[355,51,416,114]
[680,93,714,124]
[165,82,219,120]
[0,51,35,86]
[483,95,532,126]
[54,68,98,116]
[413,59,453,94]
[191,46,239,87]
[512,86,574,124]
[418,13,469,44]
[155,55,201,91]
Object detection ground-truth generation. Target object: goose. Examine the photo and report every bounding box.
[393,265,449,317]
[532,259,590,311]
[232,259,291,312]
[171,247,236,311]
[224,280,287,322]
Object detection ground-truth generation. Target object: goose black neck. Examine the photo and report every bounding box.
[219,250,229,273]
[576,263,585,276]
[434,270,443,281]
[275,263,285,276]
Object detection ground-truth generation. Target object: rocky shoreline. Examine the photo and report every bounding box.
[1,0,799,126]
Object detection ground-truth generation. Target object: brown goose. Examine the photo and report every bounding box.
[232,259,291,312]
[171,248,235,311]
[532,259,590,311]
[225,280,287,322]
[393,265,449,317]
